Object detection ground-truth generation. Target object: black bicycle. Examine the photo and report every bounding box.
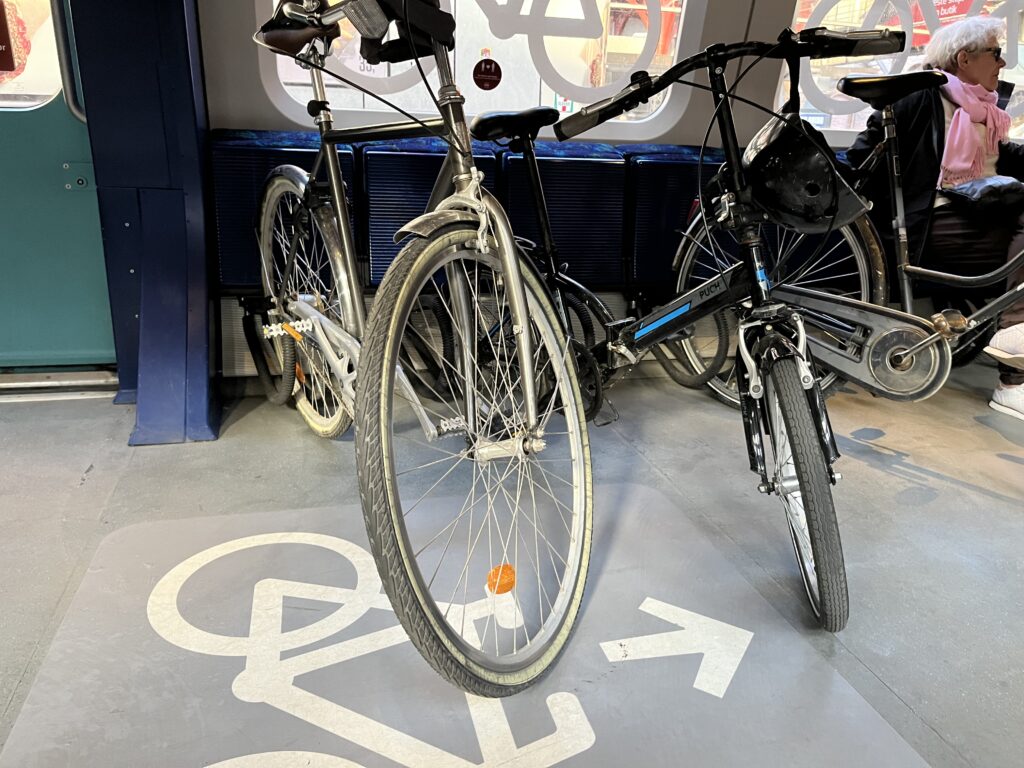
[548,27,926,634]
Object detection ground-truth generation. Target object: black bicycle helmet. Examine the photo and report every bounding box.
[742,113,868,234]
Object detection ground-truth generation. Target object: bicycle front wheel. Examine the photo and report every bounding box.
[675,214,887,408]
[763,356,849,632]
[258,166,354,438]
[356,224,593,696]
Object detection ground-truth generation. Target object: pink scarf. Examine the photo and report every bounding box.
[938,72,1010,187]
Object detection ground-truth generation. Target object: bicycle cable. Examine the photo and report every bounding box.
[402,0,470,157]
[277,42,466,155]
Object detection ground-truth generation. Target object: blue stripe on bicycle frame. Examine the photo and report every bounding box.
[635,302,692,339]
[757,267,771,288]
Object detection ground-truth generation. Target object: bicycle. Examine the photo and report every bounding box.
[245,1,447,437]
[246,0,593,699]
[800,68,1024,389]
[546,28,932,641]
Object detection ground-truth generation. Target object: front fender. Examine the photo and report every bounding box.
[393,210,480,244]
[754,332,804,374]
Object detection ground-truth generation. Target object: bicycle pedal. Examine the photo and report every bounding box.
[263,319,313,340]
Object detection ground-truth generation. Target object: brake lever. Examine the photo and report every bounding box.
[280,1,321,25]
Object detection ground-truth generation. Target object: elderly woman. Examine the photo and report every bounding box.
[847,15,1024,421]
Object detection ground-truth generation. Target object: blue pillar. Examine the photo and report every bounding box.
[71,0,219,443]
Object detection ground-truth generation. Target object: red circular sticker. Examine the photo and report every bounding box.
[472,59,502,91]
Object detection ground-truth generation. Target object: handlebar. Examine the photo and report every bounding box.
[554,27,905,140]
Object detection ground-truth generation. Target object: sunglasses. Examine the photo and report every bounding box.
[978,46,1003,60]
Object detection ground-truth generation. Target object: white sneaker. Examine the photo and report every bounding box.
[984,324,1024,370]
[989,383,1024,422]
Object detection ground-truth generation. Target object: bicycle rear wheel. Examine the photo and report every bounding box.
[675,214,887,408]
[258,166,353,438]
[356,224,593,696]
[763,356,849,632]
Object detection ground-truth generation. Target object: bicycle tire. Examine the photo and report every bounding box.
[763,356,849,632]
[258,166,354,438]
[242,310,296,406]
[675,214,888,408]
[651,311,730,388]
[355,223,593,696]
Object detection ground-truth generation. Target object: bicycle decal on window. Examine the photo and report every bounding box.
[792,0,1024,127]
[262,0,685,112]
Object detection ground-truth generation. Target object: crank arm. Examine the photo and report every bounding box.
[773,286,951,402]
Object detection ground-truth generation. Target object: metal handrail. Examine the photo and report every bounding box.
[50,0,86,123]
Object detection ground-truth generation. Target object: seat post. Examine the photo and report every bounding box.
[883,104,916,313]
[520,136,560,274]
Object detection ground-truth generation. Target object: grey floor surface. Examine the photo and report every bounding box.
[0,361,1021,767]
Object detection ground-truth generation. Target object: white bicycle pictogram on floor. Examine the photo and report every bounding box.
[146,532,596,768]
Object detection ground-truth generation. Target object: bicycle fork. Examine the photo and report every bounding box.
[735,313,841,492]
[444,193,543,443]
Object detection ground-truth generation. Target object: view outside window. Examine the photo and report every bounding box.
[782,0,1024,138]
[265,0,686,121]
[0,0,61,110]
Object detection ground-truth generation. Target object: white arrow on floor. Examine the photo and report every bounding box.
[600,597,753,698]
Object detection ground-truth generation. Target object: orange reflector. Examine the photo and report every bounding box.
[282,322,303,342]
[295,362,306,385]
[487,564,515,594]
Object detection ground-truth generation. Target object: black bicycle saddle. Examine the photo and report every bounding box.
[470,107,560,142]
[838,71,948,110]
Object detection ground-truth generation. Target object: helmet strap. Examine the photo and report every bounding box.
[781,55,802,114]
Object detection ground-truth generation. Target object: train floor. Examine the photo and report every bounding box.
[1,360,1022,768]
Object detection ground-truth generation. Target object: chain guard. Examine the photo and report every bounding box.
[773,285,951,402]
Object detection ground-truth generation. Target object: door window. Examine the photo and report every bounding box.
[1,0,62,110]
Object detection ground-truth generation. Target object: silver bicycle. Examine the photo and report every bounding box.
[248,1,445,437]
[256,0,594,696]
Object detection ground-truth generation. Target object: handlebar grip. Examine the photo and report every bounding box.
[847,31,905,57]
[554,108,605,141]
[554,82,647,140]
[799,27,906,59]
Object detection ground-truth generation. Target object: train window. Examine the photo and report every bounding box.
[0,0,62,110]
[256,0,701,136]
[781,0,1024,139]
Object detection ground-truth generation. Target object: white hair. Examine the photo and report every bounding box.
[923,16,1006,73]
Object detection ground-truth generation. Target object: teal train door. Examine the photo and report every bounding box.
[0,0,112,367]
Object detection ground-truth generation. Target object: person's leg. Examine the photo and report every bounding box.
[996,212,1024,330]
[985,213,1024,419]
[984,212,1024,378]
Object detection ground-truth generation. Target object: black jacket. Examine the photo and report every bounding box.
[846,82,1024,264]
